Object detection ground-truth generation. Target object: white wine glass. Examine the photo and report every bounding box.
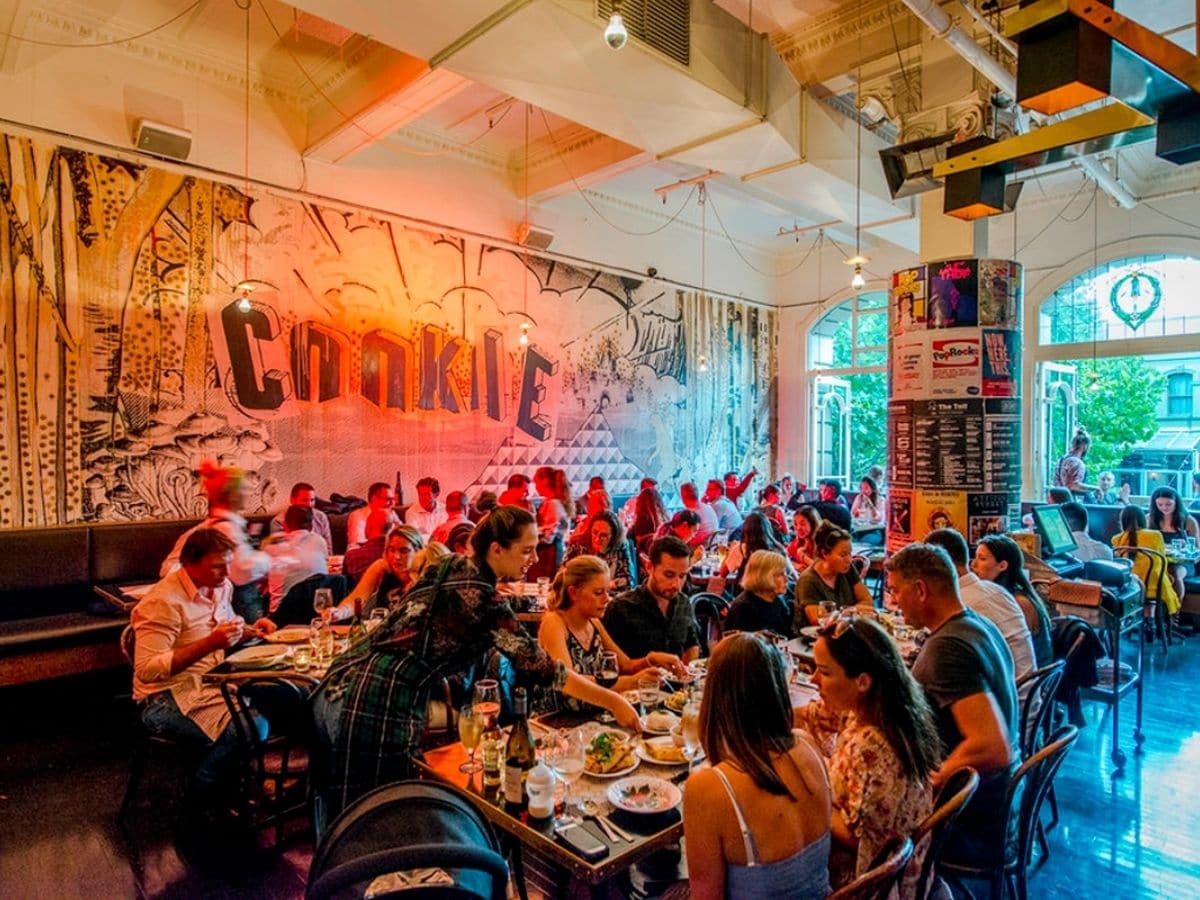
[681,696,702,775]
[550,728,585,828]
[458,705,484,774]
[313,587,333,621]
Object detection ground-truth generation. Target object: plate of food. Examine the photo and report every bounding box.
[607,776,682,814]
[663,690,690,713]
[583,729,639,778]
[637,735,690,766]
[641,710,679,735]
[262,625,311,644]
[226,644,289,669]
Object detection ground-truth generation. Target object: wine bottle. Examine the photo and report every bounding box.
[348,596,366,643]
[503,687,536,810]
[394,470,404,509]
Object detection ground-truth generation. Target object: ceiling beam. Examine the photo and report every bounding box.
[521,131,654,202]
[304,48,471,163]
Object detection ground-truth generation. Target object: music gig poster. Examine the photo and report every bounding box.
[930,334,982,398]
[978,259,1020,327]
[886,490,914,553]
[982,329,1020,397]
[890,266,927,333]
[967,492,1010,545]
[928,259,979,329]
[914,490,968,540]
[891,335,929,401]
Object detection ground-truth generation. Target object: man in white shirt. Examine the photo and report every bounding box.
[925,528,1036,703]
[431,490,472,545]
[702,479,741,531]
[268,482,333,554]
[133,529,259,792]
[346,482,401,549]
[262,504,329,613]
[406,476,448,540]
[1060,501,1114,563]
[680,482,719,546]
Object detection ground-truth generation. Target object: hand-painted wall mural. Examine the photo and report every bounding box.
[0,131,776,528]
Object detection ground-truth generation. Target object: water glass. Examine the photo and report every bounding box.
[548,729,585,827]
[292,646,312,672]
[309,617,324,657]
[313,588,333,620]
[637,672,660,714]
[819,600,837,623]
[681,698,702,773]
[473,679,501,730]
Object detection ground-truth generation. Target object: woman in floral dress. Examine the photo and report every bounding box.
[795,613,941,892]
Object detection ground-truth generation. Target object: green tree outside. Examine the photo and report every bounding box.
[1073,357,1166,474]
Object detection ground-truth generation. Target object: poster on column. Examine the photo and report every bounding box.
[967,492,1010,545]
[984,398,1022,493]
[890,266,927,333]
[914,490,968,539]
[887,401,914,488]
[891,335,929,400]
[928,259,978,328]
[912,399,985,490]
[930,333,981,397]
[982,329,1020,397]
[887,490,914,553]
[978,260,1020,327]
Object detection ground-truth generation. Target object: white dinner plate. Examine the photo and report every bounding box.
[641,711,679,735]
[226,645,289,668]
[582,727,639,778]
[262,626,311,644]
[607,776,682,814]
[636,736,690,767]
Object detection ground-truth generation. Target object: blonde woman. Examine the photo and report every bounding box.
[535,555,685,713]
[409,541,450,584]
[725,550,794,637]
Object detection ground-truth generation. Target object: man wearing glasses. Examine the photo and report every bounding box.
[885,543,1018,870]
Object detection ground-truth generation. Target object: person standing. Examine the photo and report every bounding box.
[1052,427,1096,497]
[724,468,758,510]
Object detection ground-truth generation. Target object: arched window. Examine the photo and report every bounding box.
[807,292,888,485]
[1034,255,1200,498]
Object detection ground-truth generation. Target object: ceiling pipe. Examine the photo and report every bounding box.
[958,0,1017,57]
[898,0,1138,209]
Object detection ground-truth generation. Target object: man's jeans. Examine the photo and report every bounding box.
[139,690,266,792]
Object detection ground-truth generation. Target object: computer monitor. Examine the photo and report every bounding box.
[1031,504,1078,557]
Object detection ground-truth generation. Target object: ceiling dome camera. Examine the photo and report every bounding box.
[604,13,628,50]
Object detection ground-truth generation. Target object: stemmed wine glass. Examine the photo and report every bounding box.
[473,678,501,731]
[313,588,333,620]
[548,728,585,828]
[595,651,620,723]
[458,704,484,773]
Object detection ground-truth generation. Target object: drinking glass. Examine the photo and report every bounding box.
[637,672,661,716]
[292,645,312,673]
[309,617,324,660]
[819,600,837,624]
[549,729,585,827]
[367,608,388,631]
[473,679,501,730]
[536,576,551,605]
[595,651,620,723]
[458,705,484,773]
[681,697,702,774]
[313,588,333,620]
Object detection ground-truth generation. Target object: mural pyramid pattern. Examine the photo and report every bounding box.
[469,411,645,498]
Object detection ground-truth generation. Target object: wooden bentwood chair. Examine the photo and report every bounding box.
[829,836,915,900]
[939,725,1079,900]
[911,767,980,900]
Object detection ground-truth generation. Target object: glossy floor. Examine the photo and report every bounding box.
[1,642,1198,899]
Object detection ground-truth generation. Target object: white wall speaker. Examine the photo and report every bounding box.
[516,222,554,251]
[134,119,192,161]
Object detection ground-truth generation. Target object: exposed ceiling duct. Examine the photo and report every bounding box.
[896,0,1138,208]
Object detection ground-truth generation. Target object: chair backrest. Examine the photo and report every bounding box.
[307,781,508,900]
[912,767,980,900]
[1113,545,1171,602]
[829,835,914,900]
[690,592,727,657]
[1008,725,1079,872]
[119,624,135,666]
[1015,660,1065,758]
[851,555,871,581]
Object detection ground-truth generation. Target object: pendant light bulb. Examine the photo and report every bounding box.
[519,323,530,346]
[1087,370,1101,391]
[698,354,708,373]
[851,265,866,290]
[235,283,253,314]
[603,5,628,50]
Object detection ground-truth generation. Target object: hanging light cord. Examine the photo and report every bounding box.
[242,0,251,288]
[854,0,863,260]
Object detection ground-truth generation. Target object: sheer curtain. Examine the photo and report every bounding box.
[680,290,775,482]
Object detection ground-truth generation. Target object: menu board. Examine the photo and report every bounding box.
[912,399,985,490]
[984,409,1022,493]
[887,401,914,488]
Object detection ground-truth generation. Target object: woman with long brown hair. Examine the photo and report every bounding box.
[684,633,831,899]
[797,613,940,889]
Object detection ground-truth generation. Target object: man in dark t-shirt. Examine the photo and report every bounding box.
[813,480,853,531]
[603,536,700,662]
[886,542,1019,868]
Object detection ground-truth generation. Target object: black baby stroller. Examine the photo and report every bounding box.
[306,781,509,900]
